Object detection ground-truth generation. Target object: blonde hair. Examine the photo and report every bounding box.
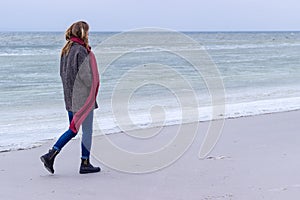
[61,21,89,56]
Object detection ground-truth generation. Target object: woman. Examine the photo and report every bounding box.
[40,21,100,174]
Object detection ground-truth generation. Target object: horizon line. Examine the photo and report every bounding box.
[1,30,300,33]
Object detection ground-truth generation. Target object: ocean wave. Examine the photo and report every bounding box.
[1,31,300,152]
[1,96,300,153]
[206,42,300,51]
[95,96,300,134]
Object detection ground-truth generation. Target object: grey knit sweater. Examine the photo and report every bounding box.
[60,43,98,112]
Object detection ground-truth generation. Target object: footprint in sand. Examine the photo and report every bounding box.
[268,184,300,192]
[206,155,231,160]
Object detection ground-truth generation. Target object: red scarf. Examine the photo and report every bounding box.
[69,37,100,133]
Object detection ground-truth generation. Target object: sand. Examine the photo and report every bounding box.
[0,110,300,200]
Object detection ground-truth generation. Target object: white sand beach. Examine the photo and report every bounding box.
[0,110,300,200]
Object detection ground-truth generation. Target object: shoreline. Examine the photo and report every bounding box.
[1,108,300,154]
[0,109,300,199]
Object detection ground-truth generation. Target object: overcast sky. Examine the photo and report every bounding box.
[0,0,299,31]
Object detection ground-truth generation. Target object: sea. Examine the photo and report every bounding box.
[0,31,300,152]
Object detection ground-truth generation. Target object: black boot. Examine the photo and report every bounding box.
[40,148,59,174]
[79,158,101,174]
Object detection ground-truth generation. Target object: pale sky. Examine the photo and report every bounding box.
[0,0,299,31]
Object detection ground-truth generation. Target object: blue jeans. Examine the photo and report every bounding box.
[53,110,93,159]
